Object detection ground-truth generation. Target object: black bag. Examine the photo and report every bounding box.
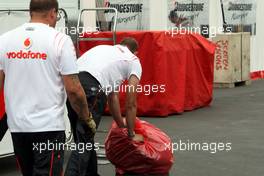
[0,114,8,141]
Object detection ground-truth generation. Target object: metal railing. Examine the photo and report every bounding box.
[76,8,118,55]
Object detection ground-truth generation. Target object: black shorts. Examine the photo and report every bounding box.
[0,114,8,141]
[11,131,65,176]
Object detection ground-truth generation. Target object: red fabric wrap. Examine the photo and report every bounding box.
[105,118,174,175]
[0,89,4,120]
[79,31,216,116]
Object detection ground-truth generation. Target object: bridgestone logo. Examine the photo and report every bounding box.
[7,50,47,60]
[175,3,204,12]
[105,3,143,13]
[228,3,253,11]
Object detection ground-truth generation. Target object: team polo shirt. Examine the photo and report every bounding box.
[77,45,142,95]
[0,23,78,132]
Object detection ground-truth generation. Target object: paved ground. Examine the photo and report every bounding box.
[0,80,264,176]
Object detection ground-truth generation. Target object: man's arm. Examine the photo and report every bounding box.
[0,70,4,90]
[107,78,143,141]
[125,75,139,137]
[107,92,125,128]
[58,35,96,133]
[63,74,89,119]
[63,74,96,133]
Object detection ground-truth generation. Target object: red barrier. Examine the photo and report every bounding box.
[251,71,264,80]
[79,31,216,116]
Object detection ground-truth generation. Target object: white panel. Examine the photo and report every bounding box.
[251,0,264,72]
[0,10,67,35]
[209,0,224,38]
[0,11,29,34]
[149,0,167,30]
[81,0,96,31]
[0,1,30,9]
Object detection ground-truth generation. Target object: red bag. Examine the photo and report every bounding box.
[105,118,174,175]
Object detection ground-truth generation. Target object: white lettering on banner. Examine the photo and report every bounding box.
[105,3,143,13]
[117,14,138,24]
[174,2,204,11]
[231,12,249,20]
[228,2,253,11]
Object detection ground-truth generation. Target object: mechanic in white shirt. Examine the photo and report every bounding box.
[65,37,143,176]
[0,0,96,175]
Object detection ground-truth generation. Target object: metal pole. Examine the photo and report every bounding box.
[220,0,227,32]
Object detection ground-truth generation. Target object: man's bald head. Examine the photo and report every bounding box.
[29,0,59,28]
[30,0,58,14]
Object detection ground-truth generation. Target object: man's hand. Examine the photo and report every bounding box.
[84,113,96,134]
[0,70,4,90]
[128,130,144,142]
[79,113,96,137]
[131,134,144,142]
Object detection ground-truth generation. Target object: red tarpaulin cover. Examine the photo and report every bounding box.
[0,89,4,119]
[79,31,216,116]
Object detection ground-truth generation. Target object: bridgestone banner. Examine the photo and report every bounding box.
[167,0,209,37]
[97,0,150,30]
[223,0,257,35]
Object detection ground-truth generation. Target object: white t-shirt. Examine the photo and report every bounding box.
[77,45,142,95]
[0,23,78,132]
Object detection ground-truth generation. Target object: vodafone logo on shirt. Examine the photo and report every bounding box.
[24,38,32,49]
[6,38,47,60]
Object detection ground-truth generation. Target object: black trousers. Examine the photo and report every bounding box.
[65,72,107,176]
[0,113,8,141]
[11,131,65,176]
